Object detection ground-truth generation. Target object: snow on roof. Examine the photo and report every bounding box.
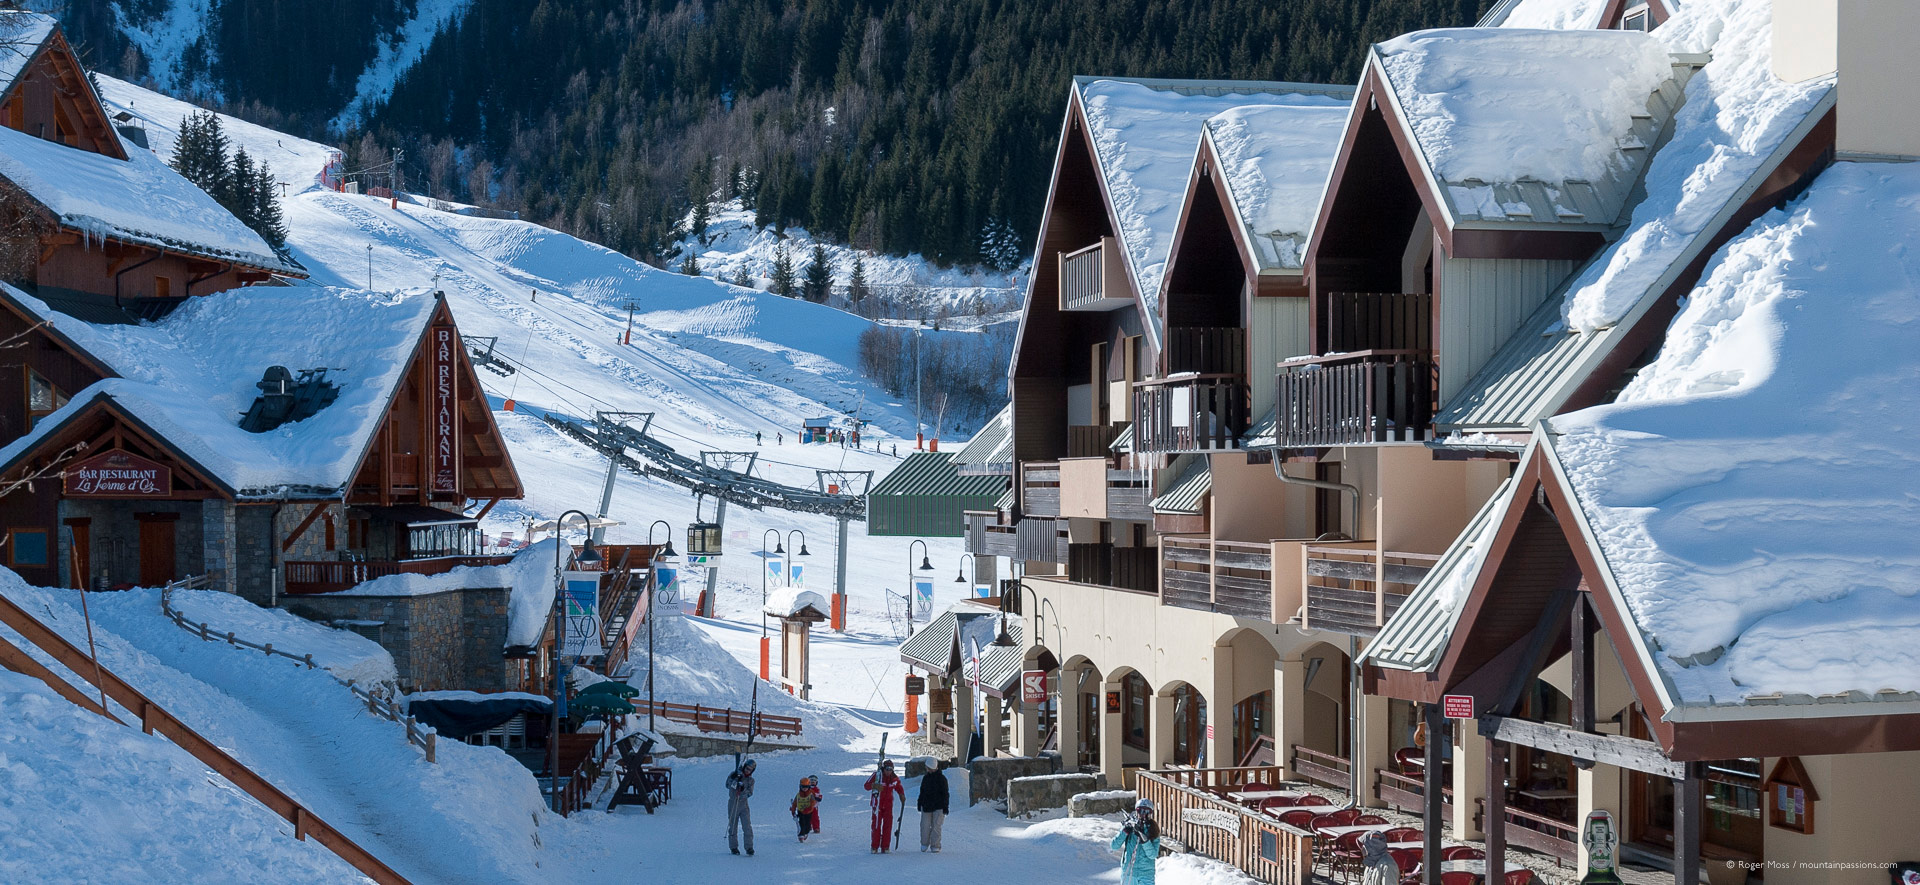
[0,283,436,494]
[1074,78,1349,328]
[1203,103,1351,272]
[1558,0,1832,331]
[0,10,56,93]
[1376,28,1673,192]
[763,586,829,619]
[338,539,562,650]
[0,120,292,272]
[1547,161,1920,708]
[1481,0,1612,29]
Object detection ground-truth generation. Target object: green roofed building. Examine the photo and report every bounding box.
[865,451,1006,536]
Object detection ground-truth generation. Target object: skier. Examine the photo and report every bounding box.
[1110,797,1160,884]
[916,759,949,853]
[863,759,905,853]
[726,759,756,856]
[777,432,783,445]
[790,775,822,842]
[756,431,763,446]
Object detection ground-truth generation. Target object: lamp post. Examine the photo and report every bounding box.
[646,520,677,733]
[906,539,934,634]
[953,553,977,596]
[787,529,810,592]
[548,509,602,811]
[761,529,783,638]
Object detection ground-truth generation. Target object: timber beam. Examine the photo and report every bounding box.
[1476,715,1684,779]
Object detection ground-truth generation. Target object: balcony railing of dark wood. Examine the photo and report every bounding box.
[285,555,516,595]
[1068,543,1157,594]
[966,511,1018,558]
[1022,461,1061,517]
[1134,375,1248,454]
[1166,326,1246,376]
[1016,517,1070,563]
[1474,798,1577,862]
[1301,546,1438,637]
[1376,766,1454,817]
[1274,351,1435,448]
[1067,423,1122,458]
[1320,291,1431,353]
[1162,537,1273,620]
[1136,769,1315,885]
[1107,467,1154,521]
[1289,744,1352,794]
[1060,239,1115,311]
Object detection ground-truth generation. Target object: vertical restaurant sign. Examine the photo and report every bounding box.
[430,324,460,495]
[64,449,171,497]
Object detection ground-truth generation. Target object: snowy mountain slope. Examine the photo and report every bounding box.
[95,73,338,192]
[330,0,474,132]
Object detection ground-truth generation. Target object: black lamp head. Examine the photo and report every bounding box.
[919,555,934,571]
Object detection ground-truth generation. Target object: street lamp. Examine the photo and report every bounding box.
[647,519,677,558]
[954,553,976,590]
[547,508,600,811]
[992,580,1053,649]
[645,521,680,734]
[788,530,810,559]
[761,529,782,638]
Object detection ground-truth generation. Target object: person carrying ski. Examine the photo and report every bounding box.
[726,759,756,856]
[790,775,822,842]
[864,759,905,853]
[916,759,949,852]
[1110,797,1161,884]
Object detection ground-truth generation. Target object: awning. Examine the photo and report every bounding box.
[898,608,998,674]
[358,505,476,527]
[1151,456,1211,514]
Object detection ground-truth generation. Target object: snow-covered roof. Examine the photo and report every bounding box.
[1478,0,1614,29]
[1436,0,1835,432]
[763,586,829,619]
[1546,161,1920,712]
[0,11,56,92]
[0,120,294,273]
[1202,103,1351,274]
[0,284,437,495]
[1372,28,1683,231]
[1072,77,1351,332]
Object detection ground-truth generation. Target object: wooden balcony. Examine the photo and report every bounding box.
[1273,350,1435,448]
[1165,326,1245,376]
[1058,237,1131,312]
[1161,537,1274,620]
[284,555,515,595]
[965,511,1069,563]
[1135,769,1315,885]
[1106,467,1153,521]
[1300,545,1438,637]
[1068,543,1157,594]
[1021,461,1061,517]
[1133,375,1248,454]
[1067,424,1122,458]
[1319,291,1431,353]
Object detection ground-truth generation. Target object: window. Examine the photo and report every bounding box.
[154,276,172,299]
[1621,5,1650,30]
[7,529,49,567]
[1764,757,1817,834]
[26,367,66,427]
[1122,672,1151,751]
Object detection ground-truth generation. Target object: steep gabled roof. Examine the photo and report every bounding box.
[1198,100,1352,277]
[0,11,57,93]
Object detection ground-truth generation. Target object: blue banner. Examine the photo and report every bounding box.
[913,578,934,621]
[790,562,804,588]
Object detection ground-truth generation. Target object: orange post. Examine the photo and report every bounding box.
[830,594,845,632]
[904,692,920,734]
[759,636,771,681]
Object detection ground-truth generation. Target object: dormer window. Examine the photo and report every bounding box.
[26,367,66,427]
[1621,5,1650,31]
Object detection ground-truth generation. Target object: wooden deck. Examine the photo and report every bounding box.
[1136,767,1315,885]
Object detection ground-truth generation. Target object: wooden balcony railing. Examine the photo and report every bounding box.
[1067,424,1122,458]
[1151,764,1290,793]
[1166,326,1246,376]
[1274,350,1435,448]
[1136,769,1315,885]
[1289,744,1353,793]
[1059,237,1130,311]
[1022,461,1061,517]
[1161,537,1273,620]
[1301,545,1437,637]
[1474,797,1577,862]
[1068,543,1158,594]
[1320,291,1431,354]
[285,555,515,595]
[1376,767,1454,817]
[1107,467,1153,521]
[1134,375,1248,453]
[966,511,1018,558]
[965,511,1069,563]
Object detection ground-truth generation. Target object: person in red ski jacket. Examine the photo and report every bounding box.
[863,759,906,853]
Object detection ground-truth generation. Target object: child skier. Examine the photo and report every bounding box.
[725,759,756,856]
[790,775,822,842]
[863,759,905,853]
[1110,797,1161,884]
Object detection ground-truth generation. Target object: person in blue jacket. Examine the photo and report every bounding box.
[1110,797,1161,884]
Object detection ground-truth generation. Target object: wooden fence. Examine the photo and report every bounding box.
[630,698,802,738]
[283,555,514,595]
[556,720,626,816]
[1136,769,1315,885]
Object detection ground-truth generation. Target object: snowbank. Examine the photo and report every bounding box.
[1557,0,1833,331]
[629,607,860,746]
[168,588,398,687]
[1550,162,1920,704]
[340,539,560,649]
[1376,28,1671,185]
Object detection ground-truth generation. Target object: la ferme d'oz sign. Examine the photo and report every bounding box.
[64,449,172,498]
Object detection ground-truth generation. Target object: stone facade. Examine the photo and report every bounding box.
[201,499,237,595]
[1006,772,1103,818]
[284,586,511,692]
[57,498,206,588]
[234,504,276,606]
[272,501,350,600]
[967,754,1060,806]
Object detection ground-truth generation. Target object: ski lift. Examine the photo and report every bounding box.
[688,495,722,556]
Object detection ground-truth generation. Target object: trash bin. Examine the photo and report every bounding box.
[1888,861,1920,885]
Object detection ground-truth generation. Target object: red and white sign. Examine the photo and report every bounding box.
[1442,694,1475,719]
[1021,670,1047,704]
[429,325,460,495]
[64,449,171,498]
[1206,724,1215,740]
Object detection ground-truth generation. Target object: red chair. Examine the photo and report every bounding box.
[1441,872,1478,885]
[1505,870,1538,885]
[1383,826,1421,844]
[1296,793,1333,807]
[1260,795,1299,812]
[1443,846,1486,861]
[1242,781,1277,793]
[1325,808,1361,827]
[1354,813,1390,826]
[1395,746,1425,775]
[1330,830,1366,882]
[1278,809,1317,830]
[1390,847,1423,875]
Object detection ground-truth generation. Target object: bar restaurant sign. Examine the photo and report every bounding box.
[429,324,460,495]
[65,449,171,498]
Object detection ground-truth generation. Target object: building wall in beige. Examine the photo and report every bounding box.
[1375,445,1510,556]
[1059,457,1109,519]
[1211,455,1317,542]
[1762,751,1920,884]
[1771,0,1837,83]
[1771,0,1920,157]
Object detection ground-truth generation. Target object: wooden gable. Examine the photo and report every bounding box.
[0,394,232,500]
[0,289,116,447]
[345,297,523,507]
[0,29,126,160]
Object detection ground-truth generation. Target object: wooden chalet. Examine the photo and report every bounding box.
[0,11,303,325]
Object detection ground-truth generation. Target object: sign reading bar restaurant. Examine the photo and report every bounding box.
[64,450,171,497]
[430,324,460,495]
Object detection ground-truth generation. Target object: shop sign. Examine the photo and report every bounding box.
[1183,808,1239,833]
[430,324,460,494]
[1021,670,1047,704]
[65,450,171,497]
[905,675,926,695]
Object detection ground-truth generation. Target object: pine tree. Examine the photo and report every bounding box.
[802,244,833,303]
[250,161,288,249]
[688,161,712,240]
[770,244,796,297]
[170,111,230,199]
[731,264,753,288]
[681,250,701,275]
[979,216,1022,272]
[226,147,257,230]
[848,255,869,308]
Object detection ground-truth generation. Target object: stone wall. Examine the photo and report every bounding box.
[1006,772,1102,818]
[201,499,237,596]
[272,501,349,600]
[967,754,1059,806]
[57,499,205,588]
[284,586,511,692]
[1068,789,1136,818]
[234,504,276,606]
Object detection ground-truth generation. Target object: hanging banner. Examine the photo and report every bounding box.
[64,449,171,497]
[429,324,461,495]
[972,582,991,599]
[912,578,934,621]
[766,555,784,588]
[559,570,600,660]
[653,560,679,606]
[789,562,804,588]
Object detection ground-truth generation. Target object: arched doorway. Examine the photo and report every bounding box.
[1109,666,1154,771]
[1286,640,1353,793]
[1162,681,1208,767]
[1023,645,1060,753]
[1062,656,1103,770]
[1218,627,1280,767]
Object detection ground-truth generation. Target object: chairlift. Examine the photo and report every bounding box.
[688,494,722,556]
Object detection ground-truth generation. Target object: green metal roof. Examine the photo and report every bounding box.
[1364,477,1515,673]
[1151,456,1212,514]
[869,452,1006,499]
[951,404,1014,470]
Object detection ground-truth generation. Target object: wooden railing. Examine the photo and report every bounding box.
[1274,350,1435,448]
[1068,424,1122,458]
[0,587,412,883]
[1068,543,1158,594]
[602,583,651,677]
[629,699,802,738]
[1137,769,1315,885]
[1320,291,1431,354]
[284,555,515,595]
[1107,467,1154,521]
[1060,238,1119,311]
[1134,375,1249,453]
[1022,461,1061,517]
[1166,326,1246,377]
[1289,744,1352,794]
[1474,797,1578,862]
[966,511,1019,558]
[555,720,626,817]
[1161,538,1273,620]
[1301,546,1437,637]
[1376,767,1452,817]
[1150,764,1289,793]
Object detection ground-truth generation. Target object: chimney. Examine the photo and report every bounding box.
[929,438,939,452]
[1775,0,1920,158]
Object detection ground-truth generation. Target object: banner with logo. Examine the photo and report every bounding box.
[559,570,600,659]
[789,562,804,588]
[913,578,934,621]
[766,555,784,589]
[654,561,678,606]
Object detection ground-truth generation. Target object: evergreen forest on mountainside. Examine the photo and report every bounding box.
[65,0,1489,269]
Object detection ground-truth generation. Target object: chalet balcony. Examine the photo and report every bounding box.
[1021,461,1061,517]
[1319,291,1431,353]
[1067,423,1122,458]
[285,554,515,595]
[1299,544,1438,636]
[1273,350,1435,448]
[1134,375,1248,454]
[1058,237,1132,312]
[1026,458,1153,522]
[965,510,1068,563]
[1160,537,1274,620]
[1067,543,1158,594]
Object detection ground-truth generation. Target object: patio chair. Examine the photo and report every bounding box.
[1442,846,1486,861]
[1297,793,1333,807]
[1505,870,1538,885]
[1395,746,1425,776]
[1326,807,1361,827]
[1330,830,1367,883]
[1278,809,1317,830]
[1390,847,1423,875]
[1354,813,1390,826]
[1441,872,1478,885]
[1383,826,1421,843]
[1241,781,1277,794]
[1259,795,1299,812]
